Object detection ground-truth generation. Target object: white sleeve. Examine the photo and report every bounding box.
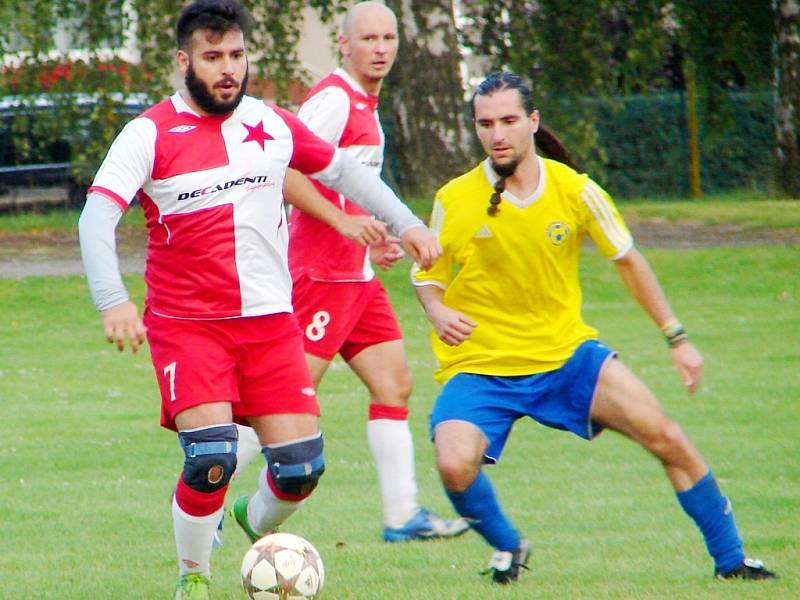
[311,151,424,236]
[78,192,129,311]
[90,117,155,207]
[296,87,349,145]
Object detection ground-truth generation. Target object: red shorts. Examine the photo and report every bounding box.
[291,276,403,361]
[144,310,319,431]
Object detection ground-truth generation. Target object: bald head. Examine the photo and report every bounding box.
[341,1,396,37]
[338,1,398,94]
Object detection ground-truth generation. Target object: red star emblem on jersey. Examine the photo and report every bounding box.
[242,121,274,151]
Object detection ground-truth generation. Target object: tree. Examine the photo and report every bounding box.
[775,0,800,196]
[461,0,780,195]
[459,0,672,177]
[2,0,792,198]
[381,0,472,196]
[670,0,775,196]
[2,0,471,197]
[1,1,144,184]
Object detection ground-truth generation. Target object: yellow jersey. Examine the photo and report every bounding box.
[413,157,633,384]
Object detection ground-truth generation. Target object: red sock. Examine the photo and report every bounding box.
[174,476,227,517]
[368,403,409,421]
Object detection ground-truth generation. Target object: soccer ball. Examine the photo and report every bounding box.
[240,532,325,599]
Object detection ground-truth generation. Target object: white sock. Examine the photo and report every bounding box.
[247,465,305,534]
[235,424,263,478]
[367,418,420,528]
[172,496,223,576]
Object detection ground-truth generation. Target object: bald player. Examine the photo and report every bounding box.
[231,2,468,544]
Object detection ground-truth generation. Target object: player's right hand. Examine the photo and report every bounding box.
[670,341,704,395]
[101,300,147,354]
[336,214,387,245]
[400,226,442,270]
[427,303,477,346]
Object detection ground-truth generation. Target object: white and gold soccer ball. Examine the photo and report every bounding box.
[240,532,325,600]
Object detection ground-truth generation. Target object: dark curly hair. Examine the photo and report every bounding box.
[176,0,253,50]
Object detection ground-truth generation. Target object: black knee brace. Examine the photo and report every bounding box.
[262,433,325,498]
[179,424,238,493]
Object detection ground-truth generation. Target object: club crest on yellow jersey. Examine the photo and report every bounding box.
[546,221,570,245]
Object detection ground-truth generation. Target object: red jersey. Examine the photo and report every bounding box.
[89,93,335,319]
[288,68,384,282]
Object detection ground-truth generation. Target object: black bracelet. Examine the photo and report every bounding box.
[665,327,688,348]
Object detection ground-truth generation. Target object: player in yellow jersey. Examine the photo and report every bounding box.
[412,72,777,585]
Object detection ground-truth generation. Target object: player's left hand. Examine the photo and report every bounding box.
[670,341,703,394]
[101,300,147,354]
[369,237,405,271]
[400,226,442,270]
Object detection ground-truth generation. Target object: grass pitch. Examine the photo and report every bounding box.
[0,208,798,598]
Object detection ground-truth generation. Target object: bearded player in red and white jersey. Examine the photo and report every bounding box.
[231,1,469,545]
[78,1,440,597]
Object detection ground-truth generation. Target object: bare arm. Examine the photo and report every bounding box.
[369,236,405,271]
[414,284,478,346]
[614,247,703,394]
[283,168,387,245]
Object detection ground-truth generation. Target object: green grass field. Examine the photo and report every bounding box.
[0,203,798,598]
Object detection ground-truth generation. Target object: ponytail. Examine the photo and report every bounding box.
[535,125,578,171]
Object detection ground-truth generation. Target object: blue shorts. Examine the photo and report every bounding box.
[430,339,616,463]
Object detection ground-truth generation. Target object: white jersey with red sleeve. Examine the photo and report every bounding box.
[89,93,334,320]
[288,68,384,282]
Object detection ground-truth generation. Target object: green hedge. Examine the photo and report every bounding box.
[589,90,775,198]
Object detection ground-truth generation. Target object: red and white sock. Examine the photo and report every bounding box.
[172,477,226,575]
[367,404,420,528]
[234,424,262,478]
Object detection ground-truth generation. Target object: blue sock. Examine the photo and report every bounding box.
[676,471,745,572]
[446,470,520,551]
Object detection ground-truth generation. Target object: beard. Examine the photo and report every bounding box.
[490,157,520,179]
[185,62,249,115]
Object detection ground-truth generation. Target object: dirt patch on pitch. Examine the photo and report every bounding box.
[0,227,146,278]
[0,221,797,279]
[626,219,800,248]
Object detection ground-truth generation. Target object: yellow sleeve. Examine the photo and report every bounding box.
[579,179,634,259]
[411,195,453,288]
